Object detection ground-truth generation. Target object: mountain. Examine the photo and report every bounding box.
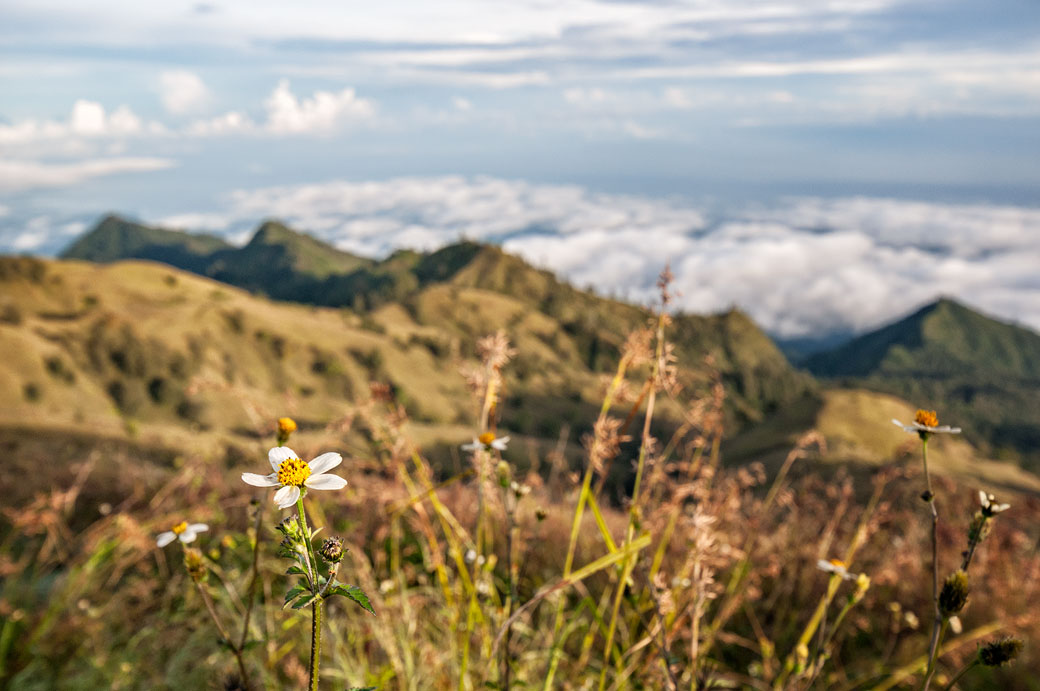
[61,214,231,272]
[6,227,816,501]
[58,216,813,427]
[806,298,1040,468]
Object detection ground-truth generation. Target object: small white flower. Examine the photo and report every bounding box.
[817,558,857,581]
[156,520,208,547]
[465,549,477,564]
[892,409,961,435]
[979,490,1010,515]
[242,446,347,509]
[462,432,510,452]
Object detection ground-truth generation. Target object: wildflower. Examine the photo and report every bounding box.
[462,431,509,452]
[318,537,344,564]
[979,636,1023,667]
[511,481,531,500]
[938,570,970,617]
[892,409,961,440]
[277,416,297,444]
[156,520,209,547]
[853,572,871,602]
[978,490,1010,516]
[817,558,856,580]
[242,446,347,509]
[535,507,548,522]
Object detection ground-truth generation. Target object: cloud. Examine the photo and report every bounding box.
[262,79,375,134]
[0,157,175,192]
[0,100,163,151]
[205,177,1040,338]
[159,70,211,114]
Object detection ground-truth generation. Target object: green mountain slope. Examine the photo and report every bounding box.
[61,214,231,272]
[806,298,1040,468]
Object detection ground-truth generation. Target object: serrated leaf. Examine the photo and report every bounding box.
[292,593,317,609]
[326,584,376,615]
[286,565,306,577]
[284,584,308,605]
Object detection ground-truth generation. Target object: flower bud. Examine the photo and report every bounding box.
[319,537,344,564]
[535,507,548,522]
[938,570,970,617]
[496,461,511,488]
[979,636,1023,667]
[184,547,207,582]
[277,416,297,444]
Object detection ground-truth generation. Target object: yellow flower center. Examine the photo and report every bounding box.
[914,409,938,427]
[172,521,188,535]
[478,431,496,446]
[278,417,297,434]
[828,558,846,569]
[277,457,311,487]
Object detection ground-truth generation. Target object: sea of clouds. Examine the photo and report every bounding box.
[5,175,1040,340]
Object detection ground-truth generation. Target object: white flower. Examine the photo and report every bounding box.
[462,432,510,452]
[892,409,961,435]
[242,446,347,509]
[979,490,1010,515]
[157,520,208,547]
[817,558,857,581]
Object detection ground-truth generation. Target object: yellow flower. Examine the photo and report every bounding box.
[156,520,208,547]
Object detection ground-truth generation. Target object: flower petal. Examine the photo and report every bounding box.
[179,531,198,543]
[979,490,989,507]
[461,440,481,451]
[187,523,209,533]
[156,532,176,547]
[305,473,348,490]
[492,436,510,450]
[242,472,280,487]
[269,446,296,471]
[308,452,342,475]
[274,484,301,509]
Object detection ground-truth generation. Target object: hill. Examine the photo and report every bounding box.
[0,249,815,503]
[806,298,1040,469]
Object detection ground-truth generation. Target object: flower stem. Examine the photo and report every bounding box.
[195,579,250,688]
[942,659,979,690]
[920,438,942,691]
[296,495,323,690]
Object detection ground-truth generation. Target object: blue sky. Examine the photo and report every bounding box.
[2,0,1039,338]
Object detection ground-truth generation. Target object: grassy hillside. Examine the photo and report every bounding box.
[806,298,1040,469]
[0,252,816,504]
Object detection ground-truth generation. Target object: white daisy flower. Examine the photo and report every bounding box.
[817,558,857,581]
[979,490,1010,515]
[242,446,347,509]
[462,431,510,452]
[892,409,961,436]
[156,520,208,547]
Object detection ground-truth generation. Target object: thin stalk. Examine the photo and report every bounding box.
[295,495,324,691]
[238,500,265,653]
[920,437,942,691]
[195,580,250,687]
[597,311,666,691]
[544,355,632,689]
[942,659,979,690]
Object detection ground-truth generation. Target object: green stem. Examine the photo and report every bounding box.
[920,438,942,691]
[942,659,979,690]
[296,495,323,690]
[310,598,323,691]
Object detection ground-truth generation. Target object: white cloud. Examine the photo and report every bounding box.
[0,157,175,192]
[204,177,1040,338]
[159,70,210,115]
[0,100,161,149]
[263,79,375,134]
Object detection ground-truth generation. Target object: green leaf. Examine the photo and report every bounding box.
[286,565,306,577]
[348,687,377,690]
[283,584,308,605]
[326,584,376,615]
[292,593,317,609]
[242,639,263,651]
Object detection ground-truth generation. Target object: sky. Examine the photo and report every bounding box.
[1,0,1039,341]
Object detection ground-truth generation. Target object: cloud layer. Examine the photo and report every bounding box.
[146,176,1040,339]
